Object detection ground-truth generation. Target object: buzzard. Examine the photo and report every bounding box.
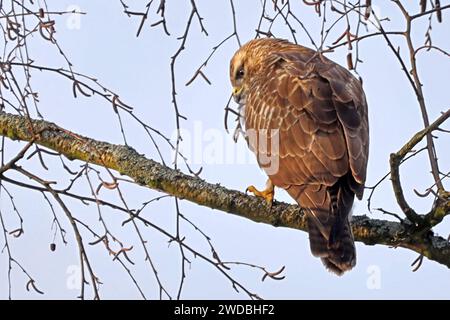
[229,38,369,275]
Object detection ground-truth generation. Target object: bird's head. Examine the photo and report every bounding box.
[230,38,288,105]
[229,46,250,105]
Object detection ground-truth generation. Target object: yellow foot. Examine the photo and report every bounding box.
[246,179,275,206]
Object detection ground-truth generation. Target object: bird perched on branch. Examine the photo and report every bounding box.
[229,38,369,275]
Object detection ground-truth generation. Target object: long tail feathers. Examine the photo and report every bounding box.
[287,175,357,275]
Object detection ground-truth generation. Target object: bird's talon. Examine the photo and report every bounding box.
[246,185,257,194]
[245,180,275,206]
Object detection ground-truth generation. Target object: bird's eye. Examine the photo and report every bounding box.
[237,68,245,79]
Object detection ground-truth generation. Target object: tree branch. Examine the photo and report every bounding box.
[1,111,450,269]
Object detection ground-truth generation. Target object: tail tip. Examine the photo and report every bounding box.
[321,255,356,276]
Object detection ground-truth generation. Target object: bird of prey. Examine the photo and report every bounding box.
[229,38,369,275]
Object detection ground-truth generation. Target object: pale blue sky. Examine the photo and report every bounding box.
[1,1,450,299]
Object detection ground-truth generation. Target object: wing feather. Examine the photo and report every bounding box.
[265,48,367,193]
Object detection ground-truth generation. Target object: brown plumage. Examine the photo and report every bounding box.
[229,38,369,275]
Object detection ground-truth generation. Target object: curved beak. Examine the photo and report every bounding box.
[232,86,243,103]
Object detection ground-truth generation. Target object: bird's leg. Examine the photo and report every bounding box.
[246,179,275,205]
